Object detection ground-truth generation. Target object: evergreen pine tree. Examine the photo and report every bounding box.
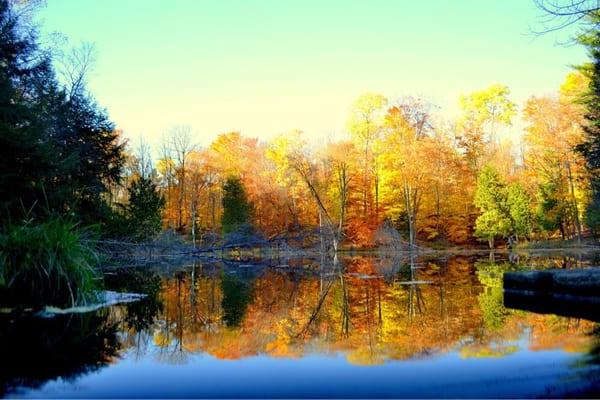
[221,176,252,235]
[127,176,165,241]
[577,23,600,235]
[0,0,58,219]
[474,166,512,248]
[507,183,532,240]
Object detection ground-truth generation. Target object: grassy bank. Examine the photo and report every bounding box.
[0,218,101,309]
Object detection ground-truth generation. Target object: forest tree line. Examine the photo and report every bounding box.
[117,72,593,249]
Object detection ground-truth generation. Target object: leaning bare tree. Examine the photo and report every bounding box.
[287,149,345,254]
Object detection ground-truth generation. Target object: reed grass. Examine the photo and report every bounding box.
[0,217,100,308]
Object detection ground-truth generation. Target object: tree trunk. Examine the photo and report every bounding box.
[565,160,582,244]
[363,143,369,217]
[191,199,197,249]
[375,172,379,218]
[319,210,326,255]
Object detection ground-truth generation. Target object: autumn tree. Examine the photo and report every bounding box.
[523,74,587,242]
[287,144,344,253]
[347,93,388,218]
[266,130,313,233]
[456,84,516,174]
[158,140,177,228]
[323,141,355,243]
[378,104,432,247]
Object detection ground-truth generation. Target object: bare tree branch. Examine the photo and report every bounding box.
[533,0,600,37]
[56,41,97,99]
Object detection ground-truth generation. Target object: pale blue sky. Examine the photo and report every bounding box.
[37,0,588,148]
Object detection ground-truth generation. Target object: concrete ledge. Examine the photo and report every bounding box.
[503,268,600,297]
[503,268,600,321]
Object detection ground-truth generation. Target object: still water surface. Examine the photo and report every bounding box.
[2,252,600,398]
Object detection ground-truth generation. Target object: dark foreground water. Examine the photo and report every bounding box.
[2,252,600,398]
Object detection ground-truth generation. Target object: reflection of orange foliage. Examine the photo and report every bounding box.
[526,314,595,353]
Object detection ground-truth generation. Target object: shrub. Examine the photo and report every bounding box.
[0,217,100,308]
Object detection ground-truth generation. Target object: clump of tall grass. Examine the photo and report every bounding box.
[0,217,101,308]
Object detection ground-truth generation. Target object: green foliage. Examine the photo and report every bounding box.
[586,190,600,237]
[507,183,532,238]
[127,176,165,241]
[0,217,100,308]
[0,1,61,218]
[577,27,600,174]
[52,94,125,224]
[535,182,567,234]
[473,166,511,244]
[577,21,600,232]
[221,176,252,234]
[474,167,532,246]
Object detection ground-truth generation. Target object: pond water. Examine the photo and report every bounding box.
[2,252,600,398]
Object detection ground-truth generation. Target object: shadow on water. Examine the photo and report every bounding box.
[1,252,600,397]
[0,311,119,397]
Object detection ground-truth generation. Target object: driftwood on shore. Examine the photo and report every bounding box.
[93,227,422,269]
[92,230,326,268]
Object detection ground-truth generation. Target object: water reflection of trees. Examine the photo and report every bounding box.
[142,256,598,365]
